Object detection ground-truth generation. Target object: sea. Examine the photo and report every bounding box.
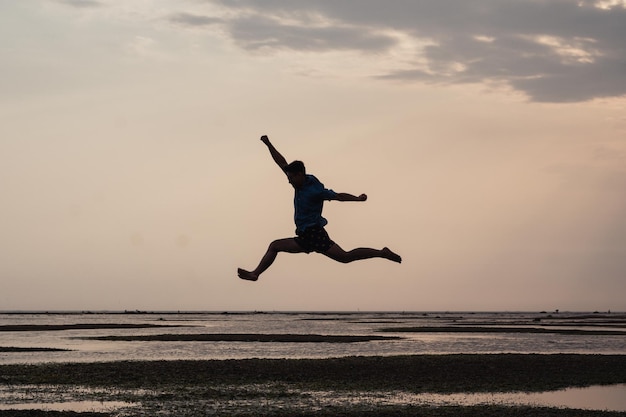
[1,310,625,364]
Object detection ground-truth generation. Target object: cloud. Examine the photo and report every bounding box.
[226,16,396,52]
[169,12,223,27]
[198,0,626,102]
[168,11,396,53]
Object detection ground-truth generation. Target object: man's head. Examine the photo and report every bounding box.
[285,160,306,188]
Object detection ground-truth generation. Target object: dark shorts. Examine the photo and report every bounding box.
[294,226,335,254]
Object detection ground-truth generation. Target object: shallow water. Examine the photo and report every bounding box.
[0,401,137,412]
[516,384,626,411]
[1,311,625,364]
[299,384,626,411]
[396,384,626,411]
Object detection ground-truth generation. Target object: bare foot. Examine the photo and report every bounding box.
[382,247,402,263]
[238,268,259,281]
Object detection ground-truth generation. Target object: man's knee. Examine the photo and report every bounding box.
[268,239,285,251]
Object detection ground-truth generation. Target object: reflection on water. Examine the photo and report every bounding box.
[300,384,626,412]
[402,384,626,411]
[1,311,625,364]
[519,384,626,411]
[0,401,137,412]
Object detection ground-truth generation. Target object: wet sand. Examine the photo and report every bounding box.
[2,354,626,416]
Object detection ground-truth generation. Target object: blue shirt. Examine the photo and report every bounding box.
[294,175,337,234]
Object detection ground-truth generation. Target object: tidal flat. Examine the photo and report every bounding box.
[2,354,626,416]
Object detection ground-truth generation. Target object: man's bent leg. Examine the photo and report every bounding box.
[238,238,306,281]
[324,243,402,264]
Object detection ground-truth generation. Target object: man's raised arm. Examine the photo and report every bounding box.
[260,135,288,171]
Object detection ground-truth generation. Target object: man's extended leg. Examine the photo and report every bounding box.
[238,238,306,281]
[323,243,402,264]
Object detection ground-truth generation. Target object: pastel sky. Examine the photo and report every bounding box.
[1,0,625,312]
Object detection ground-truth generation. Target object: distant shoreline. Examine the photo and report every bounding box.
[1,310,623,316]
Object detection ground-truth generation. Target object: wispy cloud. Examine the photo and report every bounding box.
[226,16,396,52]
[191,0,626,102]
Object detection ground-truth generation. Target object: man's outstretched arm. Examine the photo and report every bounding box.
[334,193,368,202]
[260,135,288,171]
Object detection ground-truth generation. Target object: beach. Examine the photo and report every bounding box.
[1,312,626,415]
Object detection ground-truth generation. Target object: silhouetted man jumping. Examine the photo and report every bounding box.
[237,135,402,281]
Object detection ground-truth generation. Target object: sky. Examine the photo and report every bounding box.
[1,0,625,312]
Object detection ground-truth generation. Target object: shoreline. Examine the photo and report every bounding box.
[2,311,626,416]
